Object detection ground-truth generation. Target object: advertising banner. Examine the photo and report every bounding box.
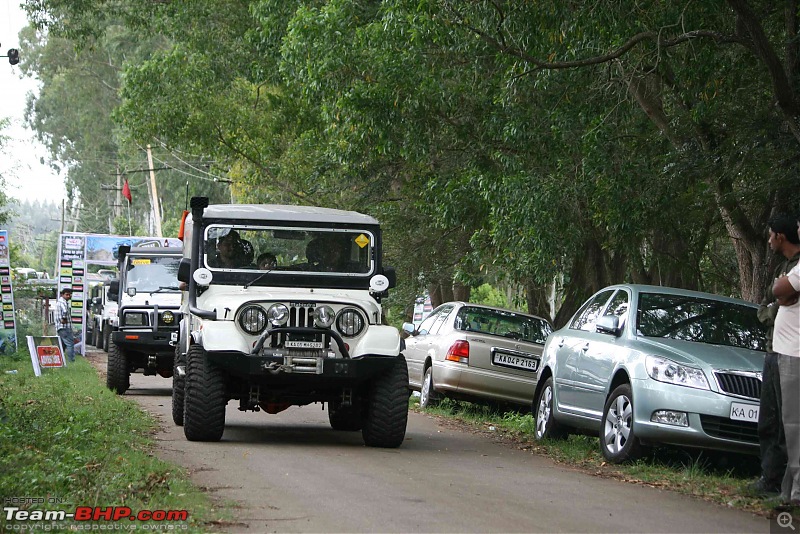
[56,233,182,355]
[0,230,18,355]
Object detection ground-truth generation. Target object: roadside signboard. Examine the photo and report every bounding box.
[0,230,18,355]
[26,335,65,376]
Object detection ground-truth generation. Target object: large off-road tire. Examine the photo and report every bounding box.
[183,344,226,441]
[328,399,362,431]
[102,325,110,353]
[533,377,568,441]
[362,355,410,448]
[419,365,439,409]
[172,345,186,426]
[600,384,644,463]
[106,336,130,394]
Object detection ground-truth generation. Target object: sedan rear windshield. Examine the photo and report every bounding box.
[454,307,553,344]
[636,293,766,351]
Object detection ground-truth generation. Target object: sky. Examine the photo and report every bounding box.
[0,0,66,204]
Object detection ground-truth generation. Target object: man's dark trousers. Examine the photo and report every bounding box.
[759,351,787,488]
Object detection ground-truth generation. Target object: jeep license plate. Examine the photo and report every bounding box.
[285,340,324,349]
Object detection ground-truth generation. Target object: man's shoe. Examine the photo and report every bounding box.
[745,477,781,496]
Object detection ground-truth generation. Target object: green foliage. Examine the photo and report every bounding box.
[470,283,508,308]
[20,0,800,319]
[0,357,221,530]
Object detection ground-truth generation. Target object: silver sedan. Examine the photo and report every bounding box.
[403,302,553,408]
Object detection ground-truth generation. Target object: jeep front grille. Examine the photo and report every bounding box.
[289,306,315,328]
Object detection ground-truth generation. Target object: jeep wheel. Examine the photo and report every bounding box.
[106,337,130,394]
[102,326,110,353]
[362,355,410,448]
[183,344,226,441]
[328,400,362,431]
[172,345,186,426]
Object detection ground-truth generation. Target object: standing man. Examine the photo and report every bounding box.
[750,214,800,495]
[772,216,800,509]
[56,288,75,363]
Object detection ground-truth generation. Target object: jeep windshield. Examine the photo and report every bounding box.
[125,256,181,293]
[203,225,374,276]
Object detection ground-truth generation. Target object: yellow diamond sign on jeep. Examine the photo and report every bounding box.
[355,234,369,248]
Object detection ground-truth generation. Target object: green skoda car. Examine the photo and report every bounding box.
[533,284,766,463]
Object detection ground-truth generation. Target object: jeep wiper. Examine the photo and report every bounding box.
[243,269,274,289]
[153,286,181,293]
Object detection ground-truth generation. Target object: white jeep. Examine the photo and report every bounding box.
[105,246,183,394]
[174,197,409,447]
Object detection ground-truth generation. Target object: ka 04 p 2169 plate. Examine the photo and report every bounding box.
[491,349,539,372]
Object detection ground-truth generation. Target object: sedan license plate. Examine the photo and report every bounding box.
[730,401,759,423]
[492,351,538,372]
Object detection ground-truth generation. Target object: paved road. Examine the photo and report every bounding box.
[95,352,770,533]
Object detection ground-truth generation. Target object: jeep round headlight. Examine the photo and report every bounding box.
[314,305,335,328]
[239,305,267,335]
[336,308,365,337]
[161,311,175,324]
[266,303,289,327]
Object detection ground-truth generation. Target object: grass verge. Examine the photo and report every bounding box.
[0,351,228,530]
[413,396,784,518]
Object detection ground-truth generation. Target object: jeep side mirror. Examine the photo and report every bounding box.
[596,315,621,336]
[177,258,190,283]
[108,279,119,301]
[383,265,396,289]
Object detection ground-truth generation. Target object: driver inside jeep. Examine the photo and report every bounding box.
[209,230,254,268]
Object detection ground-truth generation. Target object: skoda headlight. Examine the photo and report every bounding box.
[336,308,365,337]
[646,356,709,390]
[239,305,267,335]
[266,303,289,327]
[314,305,335,328]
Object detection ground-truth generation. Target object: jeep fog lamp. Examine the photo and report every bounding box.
[161,311,175,324]
[239,305,268,335]
[336,308,365,337]
[314,305,335,328]
[650,410,688,427]
[266,303,289,327]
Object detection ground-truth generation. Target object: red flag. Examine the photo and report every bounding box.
[122,179,132,203]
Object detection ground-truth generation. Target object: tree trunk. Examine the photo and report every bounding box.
[453,281,470,302]
[524,279,551,321]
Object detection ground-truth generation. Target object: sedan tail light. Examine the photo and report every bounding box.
[445,340,469,363]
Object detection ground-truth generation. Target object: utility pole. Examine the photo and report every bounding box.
[116,165,121,218]
[146,144,163,237]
